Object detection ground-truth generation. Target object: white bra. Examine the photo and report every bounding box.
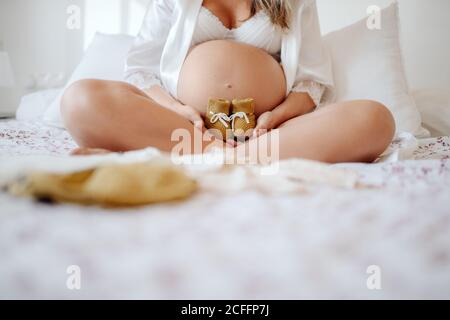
[191,7,283,61]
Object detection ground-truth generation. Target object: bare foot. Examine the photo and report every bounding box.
[71,148,112,156]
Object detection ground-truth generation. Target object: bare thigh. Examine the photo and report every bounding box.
[236,100,396,163]
[62,81,395,163]
[61,79,211,153]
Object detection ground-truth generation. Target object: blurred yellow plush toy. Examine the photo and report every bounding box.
[8,162,197,207]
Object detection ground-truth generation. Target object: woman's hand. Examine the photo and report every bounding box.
[170,103,204,130]
[253,92,316,138]
[253,111,277,138]
[144,86,204,129]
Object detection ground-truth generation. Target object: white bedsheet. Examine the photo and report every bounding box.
[1,120,450,299]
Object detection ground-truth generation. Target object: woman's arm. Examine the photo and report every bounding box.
[125,0,173,91]
[144,86,203,129]
[254,0,334,137]
[291,0,333,103]
[125,0,203,127]
[270,91,315,126]
[253,92,315,137]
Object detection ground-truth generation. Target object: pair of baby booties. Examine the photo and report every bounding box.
[205,98,256,141]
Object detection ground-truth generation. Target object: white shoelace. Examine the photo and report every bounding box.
[209,111,251,131]
[229,112,250,131]
[209,111,230,128]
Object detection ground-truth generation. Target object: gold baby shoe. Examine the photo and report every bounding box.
[205,98,232,141]
[230,98,256,141]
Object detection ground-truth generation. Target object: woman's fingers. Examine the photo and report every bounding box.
[175,104,204,129]
[253,111,274,138]
[255,111,273,129]
[190,113,204,129]
[187,107,204,130]
[226,138,237,147]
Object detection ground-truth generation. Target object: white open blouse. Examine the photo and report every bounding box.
[124,0,334,107]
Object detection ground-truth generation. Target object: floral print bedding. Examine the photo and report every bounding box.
[1,120,449,299]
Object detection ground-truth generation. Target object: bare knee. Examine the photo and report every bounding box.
[352,100,396,161]
[61,79,126,148]
[360,100,396,142]
[61,79,110,125]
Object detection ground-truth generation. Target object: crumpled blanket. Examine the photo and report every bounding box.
[0,148,366,202]
[0,130,446,203]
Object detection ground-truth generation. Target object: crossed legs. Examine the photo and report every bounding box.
[61,79,395,163]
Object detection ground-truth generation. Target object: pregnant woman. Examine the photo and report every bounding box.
[61,0,395,163]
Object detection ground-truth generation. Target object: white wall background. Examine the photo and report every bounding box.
[0,0,449,113]
[0,0,148,113]
[0,0,84,113]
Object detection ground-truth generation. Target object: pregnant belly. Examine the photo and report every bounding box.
[177,40,287,116]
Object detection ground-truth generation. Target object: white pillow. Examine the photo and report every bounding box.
[43,33,134,128]
[16,88,62,121]
[413,89,450,137]
[323,2,428,137]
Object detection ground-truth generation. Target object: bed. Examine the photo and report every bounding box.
[2,0,450,299]
[1,118,450,299]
